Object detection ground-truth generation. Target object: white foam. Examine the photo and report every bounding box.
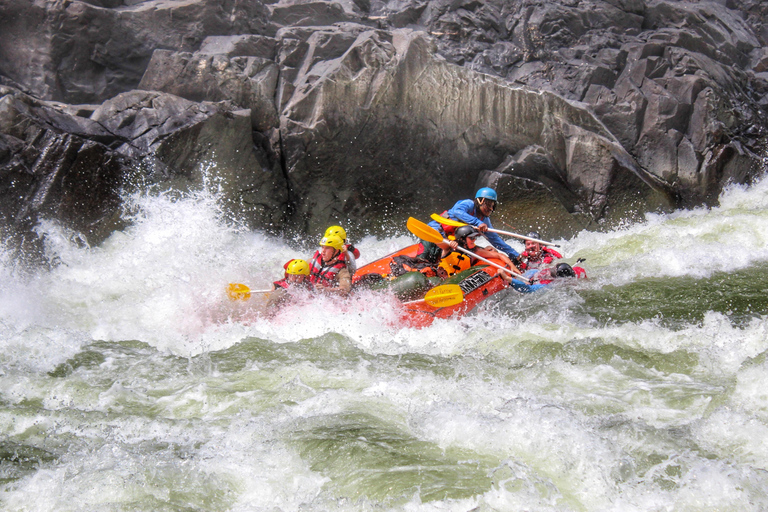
[3,167,768,511]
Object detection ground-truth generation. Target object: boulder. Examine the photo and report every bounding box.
[1,0,767,258]
[268,0,363,27]
[0,86,288,257]
[89,90,288,228]
[138,50,280,131]
[411,0,766,208]
[0,86,130,258]
[0,0,273,103]
[277,27,672,234]
[199,34,279,60]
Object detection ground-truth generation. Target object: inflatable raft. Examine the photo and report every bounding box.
[352,243,511,328]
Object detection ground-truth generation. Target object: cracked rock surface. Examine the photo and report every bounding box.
[1,0,766,257]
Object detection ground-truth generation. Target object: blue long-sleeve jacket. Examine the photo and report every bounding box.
[428,199,520,259]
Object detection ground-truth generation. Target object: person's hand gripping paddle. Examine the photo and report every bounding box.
[407,217,532,284]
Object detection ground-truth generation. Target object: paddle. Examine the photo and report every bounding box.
[407,217,531,283]
[226,283,274,301]
[430,213,560,247]
[403,284,464,307]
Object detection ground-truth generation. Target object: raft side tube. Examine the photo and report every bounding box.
[358,271,432,301]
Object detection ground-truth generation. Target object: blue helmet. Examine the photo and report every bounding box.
[475,187,497,201]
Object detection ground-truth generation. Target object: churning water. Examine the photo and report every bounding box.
[2,176,768,511]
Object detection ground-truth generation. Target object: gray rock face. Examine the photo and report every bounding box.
[0,86,129,259]
[1,0,767,258]
[0,0,273,103]
[396,0,768,211]
[138,50,280,131]
[276,27,671,234]
[0,86,287,259]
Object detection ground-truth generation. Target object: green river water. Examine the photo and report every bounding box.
[1,178,768,511]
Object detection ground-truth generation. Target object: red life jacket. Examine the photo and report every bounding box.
[274,278,312,290]
[534,265,587,284]
[438,210,459,236]
[308,250,347,287]
[519,247,562,270]
[535,270,554,285]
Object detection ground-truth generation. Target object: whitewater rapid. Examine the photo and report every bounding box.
[1,177,768,511]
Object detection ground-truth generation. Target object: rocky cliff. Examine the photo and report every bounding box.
[1,0,766,259]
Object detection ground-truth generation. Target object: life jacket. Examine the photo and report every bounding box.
[438,210,459,236]
[518,247,563,270]
[308,250,347,287]
[534,269,554,285]
[438,251,474,276]
[274,278,289,290]
[533,265,587,285]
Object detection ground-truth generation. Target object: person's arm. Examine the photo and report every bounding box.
[481,223,520,259]
[266,287,289,309]
[317,268,352,296]
[342,245,357,275]
[545,247,563,259]
[336,268,351,295]
[439,239,458,253]
[447,199,485,228]
[477,246,522,277]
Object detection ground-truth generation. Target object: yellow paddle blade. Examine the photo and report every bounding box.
[430,213,466,227]
[423,284,464,307]
[406,217,445,245]
[226,283,251,301]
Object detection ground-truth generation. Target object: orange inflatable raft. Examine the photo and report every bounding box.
[352,243,511,328]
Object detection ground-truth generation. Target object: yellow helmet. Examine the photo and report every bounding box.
[285,259,310,275]
[319,234,345,251]
[323,225,347,242]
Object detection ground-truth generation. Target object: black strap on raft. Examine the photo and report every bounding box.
[353,273,387,289]
[390,255,440,277]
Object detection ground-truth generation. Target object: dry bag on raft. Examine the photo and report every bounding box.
[353,271,437,301]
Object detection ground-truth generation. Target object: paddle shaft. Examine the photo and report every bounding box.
[431,213,559,247]
[452,244,530,282]
[227,283,274,301]
[231,286,274,294]
[407,217,532,283]
[408,217,531,284]
[487,228,559,247]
